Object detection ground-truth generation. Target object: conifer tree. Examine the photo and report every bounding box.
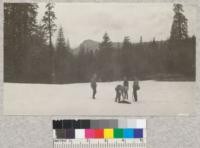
[42,2,57,82]
[98,33,114,81]
[170,4,188,40]
[55,27,71,83]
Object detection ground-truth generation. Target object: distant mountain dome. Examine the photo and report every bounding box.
[72,39,122,54]
[80,39,99,51]
[72,39,99,55]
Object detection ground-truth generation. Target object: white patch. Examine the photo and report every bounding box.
[75,129,85,139]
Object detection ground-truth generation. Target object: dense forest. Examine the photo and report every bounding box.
[4,3,196,84]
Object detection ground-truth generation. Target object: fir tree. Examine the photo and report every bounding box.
[97,33,114,81]
[42,2,57,82]
[42,2,57,47]
[170,4,188,40]
[55,27,71,83]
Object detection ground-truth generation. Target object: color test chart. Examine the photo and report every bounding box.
[53,119,146,148]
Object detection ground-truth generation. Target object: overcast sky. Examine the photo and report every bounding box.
[37,3,196,48]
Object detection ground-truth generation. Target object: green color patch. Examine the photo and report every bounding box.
[114,128,123,138]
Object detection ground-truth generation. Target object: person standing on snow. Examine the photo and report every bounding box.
[133,78,140,102]
[123,77,129,100]
[90,74,97,99]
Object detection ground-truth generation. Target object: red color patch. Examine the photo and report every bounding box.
[94,129,104,138]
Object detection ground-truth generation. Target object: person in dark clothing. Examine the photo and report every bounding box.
[123,77,129,100]
[115,85,123,102]
[90,74,97,99]
[133,78,140,102]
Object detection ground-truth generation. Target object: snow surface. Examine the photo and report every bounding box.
[3,81,195,116]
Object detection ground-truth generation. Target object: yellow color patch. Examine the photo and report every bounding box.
[104,128,113,139]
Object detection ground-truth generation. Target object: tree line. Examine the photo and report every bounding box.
[4,3,195,84]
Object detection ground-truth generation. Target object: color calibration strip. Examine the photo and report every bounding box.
[54,128,144,139]
[53,119,146,148]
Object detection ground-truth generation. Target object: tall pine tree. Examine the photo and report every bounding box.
[98,33,114,81]
[55,27,72,83]
[170,4,188,40]
[42,2,57,83]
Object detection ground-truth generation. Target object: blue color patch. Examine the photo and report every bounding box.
[123,128,134,138]
[134,129,143,138]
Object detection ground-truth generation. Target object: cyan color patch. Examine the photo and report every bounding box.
[123,128,134,138]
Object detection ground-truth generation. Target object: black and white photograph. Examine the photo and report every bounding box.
[3,2,196,115]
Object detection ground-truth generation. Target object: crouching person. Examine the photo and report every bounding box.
[115,85,123,102]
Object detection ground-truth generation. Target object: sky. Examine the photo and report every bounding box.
[37,3,196,48]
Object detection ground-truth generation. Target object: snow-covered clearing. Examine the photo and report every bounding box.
[3,81,195,116]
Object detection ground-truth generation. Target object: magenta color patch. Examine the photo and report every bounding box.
[85,129,95,138]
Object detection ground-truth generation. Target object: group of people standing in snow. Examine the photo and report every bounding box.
[90,74,140,103]
[115,77,140,103]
